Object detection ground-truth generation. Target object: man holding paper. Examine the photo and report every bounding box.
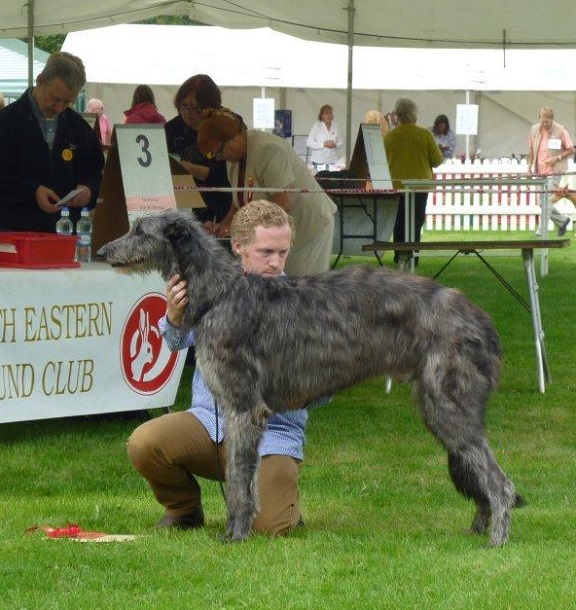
[0,51,104,232]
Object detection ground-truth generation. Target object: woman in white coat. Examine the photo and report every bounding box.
[306,104,342,168]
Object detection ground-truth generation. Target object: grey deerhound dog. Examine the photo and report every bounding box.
[98,211,523,546]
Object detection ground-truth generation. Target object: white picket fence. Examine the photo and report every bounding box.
[424,158,576,232]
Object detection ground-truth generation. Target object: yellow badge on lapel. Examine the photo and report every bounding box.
[62,148,74,162]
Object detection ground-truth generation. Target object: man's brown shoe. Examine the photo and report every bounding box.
[156,507,205,530]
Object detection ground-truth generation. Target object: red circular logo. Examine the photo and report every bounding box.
[120,293,180,395]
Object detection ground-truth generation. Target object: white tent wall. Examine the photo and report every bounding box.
[86,82,474,155]
[86,81,576,160]
[0,39,48,99]
[478,91,576,159]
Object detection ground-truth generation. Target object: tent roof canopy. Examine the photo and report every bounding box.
[184,0,576,49]
[2,0,576,49]
[1,1,189,38]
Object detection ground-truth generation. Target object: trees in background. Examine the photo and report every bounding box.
[33,15,198,54]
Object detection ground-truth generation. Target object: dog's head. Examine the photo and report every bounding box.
[96,212,195,279]
[97,211,232,280]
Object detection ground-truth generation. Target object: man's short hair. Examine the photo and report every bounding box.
[231,200,295,247]
[39,51,86,92]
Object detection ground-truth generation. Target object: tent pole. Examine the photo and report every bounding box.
[465,90,470,160]
[27,0,34,87]
[346,0,355,165]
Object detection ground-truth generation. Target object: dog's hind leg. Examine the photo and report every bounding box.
[222,403,270,541]
[446,443,516,546]
[414,374,516,546]
[448,448,491,534]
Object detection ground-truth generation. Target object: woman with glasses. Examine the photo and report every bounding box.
[197,108,336,277]
[164,74,233,226]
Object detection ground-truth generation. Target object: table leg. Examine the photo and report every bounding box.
[371,196,382,266]
[401,190,417,273]
[331,196,344,268]
[540,180,550,277]
[332,195,383,267]
[522,248,551,393]
[409,191,417,273]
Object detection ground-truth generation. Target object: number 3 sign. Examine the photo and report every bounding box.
[116,125,176,211]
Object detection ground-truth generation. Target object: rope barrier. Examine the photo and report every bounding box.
[171,184,576,196]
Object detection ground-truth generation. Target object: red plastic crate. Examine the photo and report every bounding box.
[0,232,80,269]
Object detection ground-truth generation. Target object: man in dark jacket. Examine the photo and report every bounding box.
[0,51,104,232]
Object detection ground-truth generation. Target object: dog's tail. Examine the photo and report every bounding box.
[513,493,527,508]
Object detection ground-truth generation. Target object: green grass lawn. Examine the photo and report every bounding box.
[1,231,575,609]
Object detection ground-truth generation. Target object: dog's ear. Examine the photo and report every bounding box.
[164,217,191,246]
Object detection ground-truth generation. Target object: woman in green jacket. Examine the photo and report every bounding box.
[384,98,443,264]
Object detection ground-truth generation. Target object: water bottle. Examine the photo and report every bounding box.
[55,206,73,235]
[75,207,93,263]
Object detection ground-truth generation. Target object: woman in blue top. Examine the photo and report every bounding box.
[127,200,328,536]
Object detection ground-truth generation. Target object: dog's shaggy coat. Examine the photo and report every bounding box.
[98,211,522,546]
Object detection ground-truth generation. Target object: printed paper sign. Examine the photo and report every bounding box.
[253,98,275,129]
[456,104,479,135]
[116,125,176,212]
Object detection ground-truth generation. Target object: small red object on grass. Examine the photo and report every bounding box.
[26,523,106,539]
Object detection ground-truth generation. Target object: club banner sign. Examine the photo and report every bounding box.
[0,265,186,423]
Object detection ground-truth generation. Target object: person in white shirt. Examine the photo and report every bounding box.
[306,104,342,168]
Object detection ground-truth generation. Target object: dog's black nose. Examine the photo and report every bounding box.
[95,246,107,261]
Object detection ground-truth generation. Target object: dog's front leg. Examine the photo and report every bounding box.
[224,404,269,541]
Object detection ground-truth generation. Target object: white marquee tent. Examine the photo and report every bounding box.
[62,24,576,159]
[3,0,576,48]
[0,38,47,99]
[4,1,576,157]
[63,24,576,92]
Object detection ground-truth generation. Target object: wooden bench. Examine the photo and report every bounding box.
[362,239,569,256]
[362,239,571,393]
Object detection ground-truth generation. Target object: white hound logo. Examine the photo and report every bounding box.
[121,294,179,394]
[130,309,153,381]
